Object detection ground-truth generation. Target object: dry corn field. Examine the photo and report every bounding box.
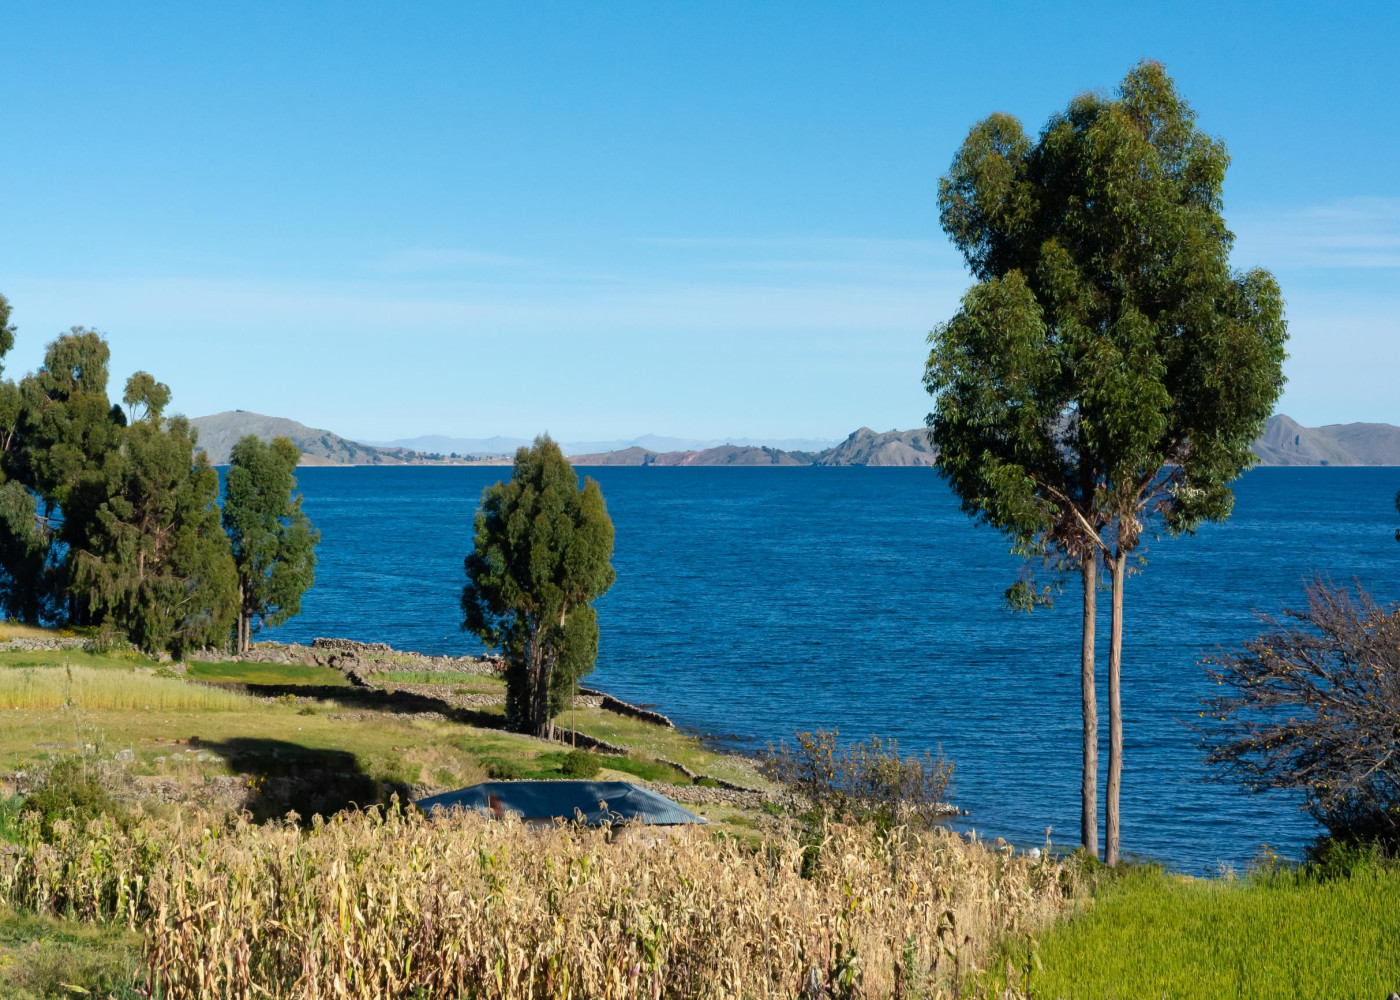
[1,806,1082,999]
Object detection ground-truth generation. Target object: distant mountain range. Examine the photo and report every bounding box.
[189,412,507,466]
[369,433,841,456]
[568,427,936,467]
[190,411,1400,468]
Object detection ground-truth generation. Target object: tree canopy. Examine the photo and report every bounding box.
[0,299,287,657]
[926,60,1287,863]
[72,414,238,655]
[462,436,615,737]
[222,434,319,653]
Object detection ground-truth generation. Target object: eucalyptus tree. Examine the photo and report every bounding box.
[121,371,171,424]
[222,435,319,653]
[72,405,237,655]
[927,60,1287,864]
[0,293,44,621]
[462,436,615,738]
[10,328,128,621]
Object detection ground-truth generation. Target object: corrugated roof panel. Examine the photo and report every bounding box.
[416,780,705,826]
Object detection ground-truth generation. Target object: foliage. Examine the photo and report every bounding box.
[480,757,526,780]
[763,728,954,829]
[560,749,601,778]
[19,756,128,843]
[0,795,23,844]
[222,435,319,653]
[2,328,128,623]
[0,804,1080,999]
[119,370,170,424]
[1202,579,1400,848]
[70,413,238,656]
[462,436,615,736]
[925,60,1288,864]
[0,303,240,653]
[980,864,1400,999]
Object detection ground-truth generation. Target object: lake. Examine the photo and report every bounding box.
[268,464,1400,872]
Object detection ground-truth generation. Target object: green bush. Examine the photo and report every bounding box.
[21,757,127,842]
[561,751,601,779]
[482,758,525,780]
[1306,838,1394,880]
[0,794,24,843]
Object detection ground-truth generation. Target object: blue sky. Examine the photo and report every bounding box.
[2,2,1396,442]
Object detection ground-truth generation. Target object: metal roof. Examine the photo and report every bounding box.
[416,780,705,826]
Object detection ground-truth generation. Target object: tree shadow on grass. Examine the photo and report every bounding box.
[203,682,507,730]
[199,737,412,824]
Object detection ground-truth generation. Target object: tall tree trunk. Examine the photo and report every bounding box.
[530,639,551,739]
[236,583,248,655]
[1106,550,1126,866]
[1080,552,1099,858]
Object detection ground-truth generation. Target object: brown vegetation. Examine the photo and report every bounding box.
[2,804,1081,999]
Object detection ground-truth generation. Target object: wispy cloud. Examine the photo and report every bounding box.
[368,247,531,274]
[1234,197,1400,269]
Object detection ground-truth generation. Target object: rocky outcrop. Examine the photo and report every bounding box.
[815,427,938,467]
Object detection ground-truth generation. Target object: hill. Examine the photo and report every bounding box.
[814,427,938,467]
[189,412,431,466]
[1253,414,1400,466]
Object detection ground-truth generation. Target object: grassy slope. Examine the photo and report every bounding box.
[0,644,767,830]
[982,866,1400,999]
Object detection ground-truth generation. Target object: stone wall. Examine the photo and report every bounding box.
[311,638,395,656]
[577,687,674,728]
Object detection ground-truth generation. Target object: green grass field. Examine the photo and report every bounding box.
[372,669,500,691]
[0,909,141,999]
[184,659,351,686]
[981,865,1400,999]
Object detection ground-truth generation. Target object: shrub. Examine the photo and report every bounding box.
[481,758,525,780]
[762,728,954,828]
[1202,579,1400,848]
[0,793,24,843]
[21,756,127,842]
[84,621,126,655]
[560,750,601,779]
[1305,838,1394,880]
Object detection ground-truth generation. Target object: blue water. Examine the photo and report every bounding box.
[269,466,1400,872]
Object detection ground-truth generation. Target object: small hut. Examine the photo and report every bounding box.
[416,780,705,827]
